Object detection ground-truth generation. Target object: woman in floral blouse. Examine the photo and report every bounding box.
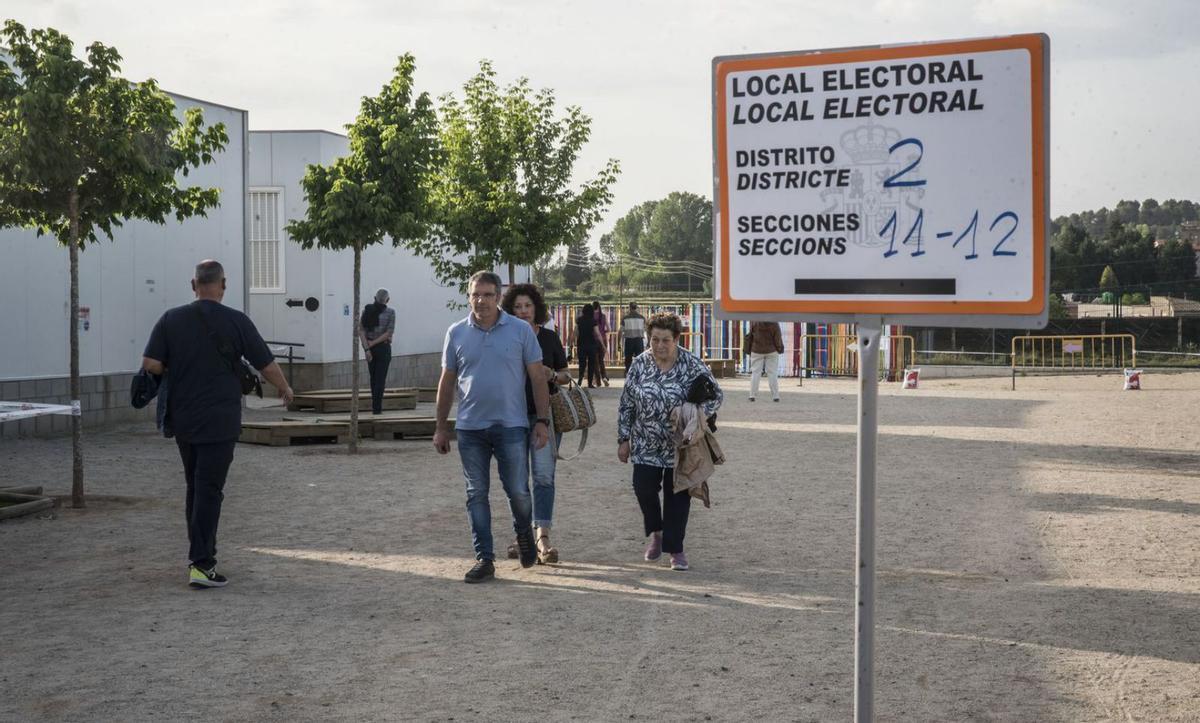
[617,312,723,571]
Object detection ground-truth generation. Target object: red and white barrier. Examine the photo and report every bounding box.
[0,401,80,424]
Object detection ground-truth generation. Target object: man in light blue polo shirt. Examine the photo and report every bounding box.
[434,270,551,583]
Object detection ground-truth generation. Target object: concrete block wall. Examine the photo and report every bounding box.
[1,372,154,439]
[271,352,442,394]
[1,352,442,437]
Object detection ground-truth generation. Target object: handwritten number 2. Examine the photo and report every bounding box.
[991,212,1018,256]
[882,138,926,188]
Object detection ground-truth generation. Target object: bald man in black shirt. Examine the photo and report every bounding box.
[143,260,294,589]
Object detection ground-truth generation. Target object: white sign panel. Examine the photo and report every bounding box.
[712,35,1049,327]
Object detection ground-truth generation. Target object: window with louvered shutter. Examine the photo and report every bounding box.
[249,188,284,292]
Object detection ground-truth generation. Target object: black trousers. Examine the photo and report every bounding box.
[367,342,392,414]
[577,345,600,387]
[176,439,236,569]
[624,337,644,371]
[595,344,609,381]
[632,463,691,554]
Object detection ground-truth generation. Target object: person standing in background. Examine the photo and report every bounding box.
[592,300,611,387]
[573,304,600,388]
[360,288,395,415]
[621,302,646,372]
[743,320,784,402]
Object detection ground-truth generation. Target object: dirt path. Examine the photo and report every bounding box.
[2,373,1198,721]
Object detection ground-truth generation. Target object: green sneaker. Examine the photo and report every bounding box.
[188,564,228,588]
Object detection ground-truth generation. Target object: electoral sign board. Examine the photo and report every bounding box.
[712,34,1049,328]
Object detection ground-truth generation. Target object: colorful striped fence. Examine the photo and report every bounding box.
[549,302,906,379]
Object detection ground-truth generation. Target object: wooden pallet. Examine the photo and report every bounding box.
[568,365,627,379]
[239,421,350,446]
[0,490,55,521]
[279,413,433,437]
[302,386,414,396]
[301,386,436,403]
[706,358,737,378]
[372,417,454,441]
[287,392,417,413]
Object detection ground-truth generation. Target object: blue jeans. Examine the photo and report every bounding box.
[528,414,561,528]
[457,425,533,561]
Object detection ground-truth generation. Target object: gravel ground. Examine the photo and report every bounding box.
[2,372,1198,721]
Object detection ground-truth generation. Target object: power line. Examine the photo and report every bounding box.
[562,250,712,274]
[562,258,712,282]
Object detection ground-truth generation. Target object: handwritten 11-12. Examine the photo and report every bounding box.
[879,138,1019,260]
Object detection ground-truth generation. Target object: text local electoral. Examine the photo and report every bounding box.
[730,59,986,124]
[731,59,984,97]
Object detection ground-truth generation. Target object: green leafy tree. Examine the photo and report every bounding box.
[286,54,439,452]
[644,192,713,265]
[561,236,591,290]
[1048,293,1068,319]
[420,60,619,289]
[1103,221,1157,285]
[599,200,656,258]
[0,21,227,507]
[1050,223,1092,291]
[1156,238,1196,284]
[603,192,713,292]
[1099,264,1119,290]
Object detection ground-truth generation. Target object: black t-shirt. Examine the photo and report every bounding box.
[525,327,567,415]
[143,300,274,443]
[575,312,597,350]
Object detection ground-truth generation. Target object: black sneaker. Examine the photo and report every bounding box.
[464,560,495,584]
[188,564,228,588]
[516,528,537,569]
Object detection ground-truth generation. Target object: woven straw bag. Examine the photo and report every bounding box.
[548,378,597,461]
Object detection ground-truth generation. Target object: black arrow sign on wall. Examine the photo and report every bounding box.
[285,298,304,308]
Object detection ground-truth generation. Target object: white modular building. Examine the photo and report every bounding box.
[0,91,534,438]
[0,92,248,438]
[246,130,464,392]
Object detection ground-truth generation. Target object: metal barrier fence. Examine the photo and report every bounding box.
[1010,333,1136,389]
[265,340,306,388]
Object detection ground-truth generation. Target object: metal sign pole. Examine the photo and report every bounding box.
[854,315,883,722]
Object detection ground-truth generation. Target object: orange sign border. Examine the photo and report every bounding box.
[715,34,1047,315]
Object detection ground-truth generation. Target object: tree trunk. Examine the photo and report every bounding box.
[508,261,516,287]
[68,190,84,508]
[349,243,361,454]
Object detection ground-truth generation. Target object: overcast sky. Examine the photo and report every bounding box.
[9,1,1199,240]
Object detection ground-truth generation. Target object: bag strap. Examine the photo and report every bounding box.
[189,302,240,379]
[576,379,596,425]
[555,378,583,429]
[552,425,588,461]
[549,377,590,461]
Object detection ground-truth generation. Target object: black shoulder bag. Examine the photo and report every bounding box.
[190,303,263,398]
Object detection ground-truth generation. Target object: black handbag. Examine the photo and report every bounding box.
[190,303,263,397]
[130,369,160,409]
[686,373,720,432]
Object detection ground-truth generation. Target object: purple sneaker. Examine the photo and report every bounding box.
[669,551,689,571]
[643,532,662,561]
